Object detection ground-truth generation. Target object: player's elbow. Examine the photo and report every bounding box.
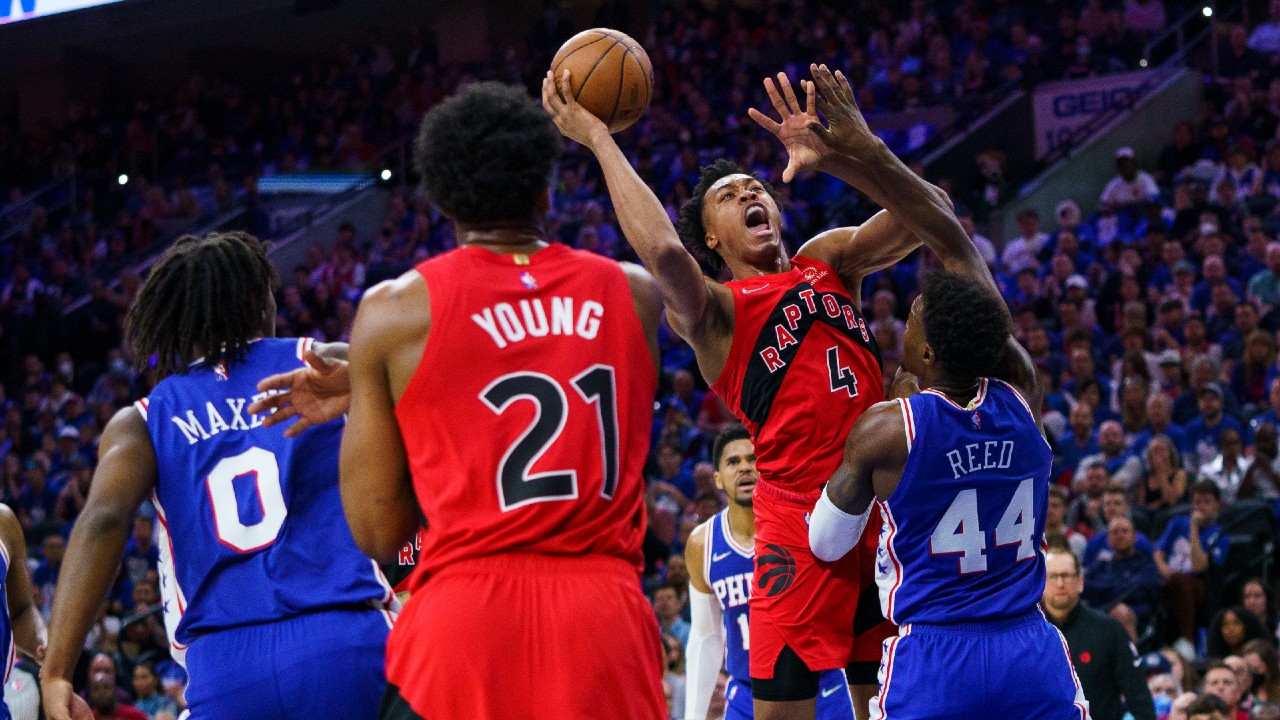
[342,500,414,564]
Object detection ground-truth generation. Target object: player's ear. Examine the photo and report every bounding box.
[705,233,719,251]
[921,342,936,368]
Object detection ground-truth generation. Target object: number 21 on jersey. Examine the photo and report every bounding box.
[480,364,620,511]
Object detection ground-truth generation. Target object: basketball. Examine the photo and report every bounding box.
[550,28,653,133]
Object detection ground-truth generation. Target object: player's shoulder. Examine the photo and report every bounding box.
[687,516,714,553]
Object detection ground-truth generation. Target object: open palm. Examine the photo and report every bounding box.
[748,73,828,182]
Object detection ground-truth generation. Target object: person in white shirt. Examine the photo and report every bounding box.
[1000,208,1049,273]
[1100,147,1160,211]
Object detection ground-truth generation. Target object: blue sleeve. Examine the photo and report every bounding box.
[1136,533,1154,555]
[1157,518,1180,555]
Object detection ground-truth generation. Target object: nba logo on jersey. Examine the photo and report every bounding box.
[972,412,981,429]
[214,361,229,381]
[519,271,537,290]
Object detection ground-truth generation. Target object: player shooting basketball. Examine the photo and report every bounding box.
[543,63,963,720]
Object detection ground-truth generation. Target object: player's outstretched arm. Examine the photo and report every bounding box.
[810,401,906,562]
[0,505,45,660]
[339,280,420,563]
[804,66,986,285]
[249,342,351,437]
[542,71,727,343]
[43,407,154,720]
[683,522,725,720]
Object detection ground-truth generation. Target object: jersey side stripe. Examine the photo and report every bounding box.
[898,398,914,452]
[134,398,149,421]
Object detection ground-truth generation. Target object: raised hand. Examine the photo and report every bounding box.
[247,349,351,438]
[747,72,827,183]
[541,70,609,149]
[805,63,880,159]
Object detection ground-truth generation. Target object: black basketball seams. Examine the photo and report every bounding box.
[572,37,624,103]
[550,33,612,77]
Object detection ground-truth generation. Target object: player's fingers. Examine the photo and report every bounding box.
[257,404,299,429]
[805,120,834,148]
[777,72,800,113]
[557,69,575,105]
[282,416,315,439]
[762,77,788,119]
[246,391,290,416]
[810,63,839,105]
[304,349,335,374]
[540,72,559,111]
[834,69,855,100]
[782,160,796,184]
[804,80,816,116]
[746,107,781,135]
[256,368,300,394]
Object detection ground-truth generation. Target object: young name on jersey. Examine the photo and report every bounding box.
[470,296,605,349]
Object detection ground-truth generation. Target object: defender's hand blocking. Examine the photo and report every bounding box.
[542,70,609,149]
[746,73,827,183]
[248,349,351,438]
[805,64,880,159]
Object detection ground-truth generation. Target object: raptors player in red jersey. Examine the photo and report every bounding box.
[544,65,963,720]
[255,83,666,720]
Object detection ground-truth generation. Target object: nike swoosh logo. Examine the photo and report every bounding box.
[742,284,770,294]
[712,551,732,561]
[821,686,841,698]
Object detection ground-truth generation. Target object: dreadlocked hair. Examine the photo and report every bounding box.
[126,231,279,379]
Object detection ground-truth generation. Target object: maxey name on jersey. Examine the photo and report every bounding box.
[167,390,285,445]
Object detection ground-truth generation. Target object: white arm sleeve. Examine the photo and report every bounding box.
[683,585,725,720]
[809,485,871,562]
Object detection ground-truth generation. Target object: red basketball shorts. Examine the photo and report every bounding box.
[749,482,897,682]
[385,553,666,720]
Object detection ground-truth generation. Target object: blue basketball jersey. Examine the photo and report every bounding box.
[704,510,754,682]
[137,338,393,662]
[877,378,1052,626]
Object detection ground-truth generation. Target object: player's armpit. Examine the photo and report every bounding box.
[797,209,921,297]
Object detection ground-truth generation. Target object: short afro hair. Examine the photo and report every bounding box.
[921,271,1011,382]
[677,159,776,273]
[414,82,561,225]
[712,424,751,468]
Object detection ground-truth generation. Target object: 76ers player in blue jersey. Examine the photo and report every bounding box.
[805,68,1089,720]
[685,426,853,720]
[42,232,394,720]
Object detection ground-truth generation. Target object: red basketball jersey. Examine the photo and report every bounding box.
[711,255,884,499]
[394,244,656,584]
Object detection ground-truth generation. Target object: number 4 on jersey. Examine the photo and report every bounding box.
[930,479,1036,574]
[826,346,859,397]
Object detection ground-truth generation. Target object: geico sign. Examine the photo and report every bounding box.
[1051,87,1139,118]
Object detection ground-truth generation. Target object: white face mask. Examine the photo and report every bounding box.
[58,362,73,377]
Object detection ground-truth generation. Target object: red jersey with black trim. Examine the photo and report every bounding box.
[711,255,883,500]
[394,244,656,587]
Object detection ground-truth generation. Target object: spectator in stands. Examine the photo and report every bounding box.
[1001,209,1049,273]
[1161,123,1205,184]
[1185,383,1247,468]
[1069,460,1111,537]
[1084,485,1155,564]
[1138,434,1191,511]
[1048,484,1089,559]
[1218,24,1264,88]
[88,671,147,720]
[123,513,158,586]
[1101,147,1161,213]
[1208,606,1269,661]
[1076,420,1144,494]
[1240,579,1278,638]
[1082,515,1163,625]
[1249,0,1280,54]
[52,456,91,525]
[1199,428,1252,503]
[131,661,178,719]
[653,584,688,646]
[1156,481,1230,659]
[1242,639,1280,705]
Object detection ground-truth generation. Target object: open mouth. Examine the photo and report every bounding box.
[744,203,771,235]
[738,475,757,491]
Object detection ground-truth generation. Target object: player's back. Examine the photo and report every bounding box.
[878,378,1053,626]
[397,244,656,578]
[137,338,392,655]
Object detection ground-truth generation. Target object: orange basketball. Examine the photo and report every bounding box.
[550,28,653,134]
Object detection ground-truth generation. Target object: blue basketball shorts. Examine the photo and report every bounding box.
[725,670,856,720]
[183,606,392,720]
[870,609,1089,720]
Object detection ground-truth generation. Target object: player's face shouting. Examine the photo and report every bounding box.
[702,174,782,265]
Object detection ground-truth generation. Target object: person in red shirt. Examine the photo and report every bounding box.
[543,63,962,720]
[88,673,148,720]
